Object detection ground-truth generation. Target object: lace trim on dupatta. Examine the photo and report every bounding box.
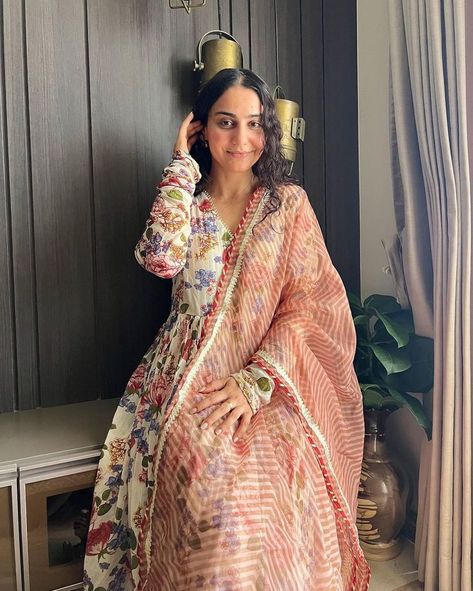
[253,350,371,590]
[137,188,270,589]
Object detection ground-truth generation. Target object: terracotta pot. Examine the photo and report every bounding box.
[356,409,409,560]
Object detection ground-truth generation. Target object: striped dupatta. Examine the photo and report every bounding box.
[136,183,369,589]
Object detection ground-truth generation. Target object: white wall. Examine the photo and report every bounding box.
[357,0,397,299]
[357,0,426,513]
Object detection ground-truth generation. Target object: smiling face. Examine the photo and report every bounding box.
[202,85,265,175]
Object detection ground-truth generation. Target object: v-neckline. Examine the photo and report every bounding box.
[202,189,235,236]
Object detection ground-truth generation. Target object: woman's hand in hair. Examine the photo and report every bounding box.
[191,376,253,442]
[173,110,203,155]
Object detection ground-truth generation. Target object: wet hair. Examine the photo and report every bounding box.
[190,68,301,224]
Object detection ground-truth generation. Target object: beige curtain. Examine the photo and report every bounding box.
[388,1,472,590]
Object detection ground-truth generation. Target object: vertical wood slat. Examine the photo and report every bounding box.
[275,0,304,184]
[88,0,221,398]
[25,0,96,407]
[301,0,325,228]
[0,4,17,413]
[230,0,250,69]
[323,0,360,294]
[4,0,39,410]
[248,0,277,89]
[217,0,231,33]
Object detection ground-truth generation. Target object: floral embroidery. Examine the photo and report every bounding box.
[194,268,216,291]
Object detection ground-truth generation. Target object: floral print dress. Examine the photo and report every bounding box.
[133,150,273,440]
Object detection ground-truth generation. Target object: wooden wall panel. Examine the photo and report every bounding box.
[248,0,277,89]
[217,0,231,33]
[230,0,251,70]
[323,0,359,294]
[87,0,222,398]
[0,15,16,413]
[4,0,38,410]
[25,0,96,406]
[301,0,325,228]
[0,0,359,412]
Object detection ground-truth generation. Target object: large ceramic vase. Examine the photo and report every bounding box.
[356,409,409,561]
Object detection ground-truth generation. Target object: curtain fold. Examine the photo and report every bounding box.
[388,1,472,589]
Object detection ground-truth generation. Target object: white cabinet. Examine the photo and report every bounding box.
[0,398,118,591]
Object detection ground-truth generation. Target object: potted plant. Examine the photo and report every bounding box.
[348,292,434,560]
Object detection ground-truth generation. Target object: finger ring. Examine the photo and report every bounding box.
[228,401,233,411]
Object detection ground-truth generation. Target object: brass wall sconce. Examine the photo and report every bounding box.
[194,30,243,84]
[272,86,305,172]
[169,0,206,14]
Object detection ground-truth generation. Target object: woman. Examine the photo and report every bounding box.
[83,68,370,590]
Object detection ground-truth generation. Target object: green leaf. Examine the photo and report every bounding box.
[256,377,271,392]
[130,554,139,570]
[180,302,189,313]
[362,388,385,409]
[364,294,402,316]
[370,343,412,375]
[115,507,123,520]
[348,292,364,315]
[188,533,202,550]
[97,503,111,516]
[168,188,183,201]
[198,519,211,532]
[374,310,414,348]
[128,528,137,550]
[385,386,432,438]
[353,314,369,327]
[101,489,111,501]
[384,335,434,393]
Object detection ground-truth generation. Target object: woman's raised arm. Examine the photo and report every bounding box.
[134,112,203,278]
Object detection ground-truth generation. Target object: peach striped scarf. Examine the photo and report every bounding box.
[132,183,370,589]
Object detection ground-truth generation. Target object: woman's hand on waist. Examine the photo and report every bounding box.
[191,376,252,443]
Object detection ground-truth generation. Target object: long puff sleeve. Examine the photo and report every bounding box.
[134,150,201,278]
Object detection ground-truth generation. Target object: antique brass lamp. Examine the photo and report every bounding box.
[194,30,243,84]
[273,86,305,172]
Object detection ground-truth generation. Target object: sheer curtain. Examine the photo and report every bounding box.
[388,1,472,589]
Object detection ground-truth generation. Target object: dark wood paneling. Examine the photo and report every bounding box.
[249,0,277,89]
[87,0,221,398]
[4,0,38,410]
[0,0,359,412]
[0,7,17,413]
[275,0,304,183]
[217,0,231,33]
[230,0,251,69]
[323,0,359,294]
[26,0,96,407]
[301,0,325,227]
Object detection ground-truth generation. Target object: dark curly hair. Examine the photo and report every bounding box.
[190,68,300,223]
